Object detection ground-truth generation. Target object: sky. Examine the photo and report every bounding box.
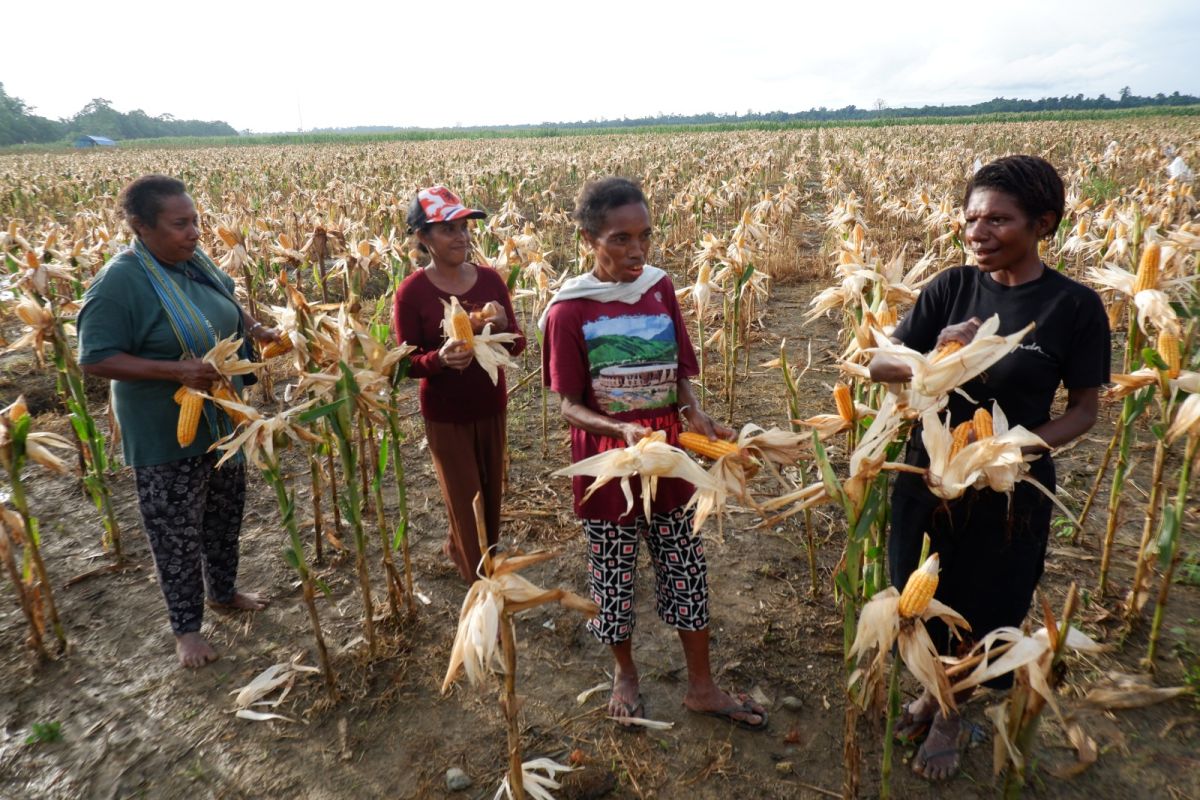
[3,0,1198,133]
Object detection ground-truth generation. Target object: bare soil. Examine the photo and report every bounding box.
[1,281,1198,800]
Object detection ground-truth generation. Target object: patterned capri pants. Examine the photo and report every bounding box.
[134,452,247,635]
[582,505,709,644]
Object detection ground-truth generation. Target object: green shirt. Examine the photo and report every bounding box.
[78,250,244,467]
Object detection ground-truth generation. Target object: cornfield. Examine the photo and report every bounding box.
[0,117,1197,799]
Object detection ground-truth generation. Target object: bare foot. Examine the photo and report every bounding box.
[913,710,963,781]
[608,668,643,727]
[894,690,937,743]
[683,685,767,730]
[175,632,218,668]
[208,590,269,612]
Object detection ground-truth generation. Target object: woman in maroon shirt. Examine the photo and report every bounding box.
[392,187,526,581]
[542,178,767,731]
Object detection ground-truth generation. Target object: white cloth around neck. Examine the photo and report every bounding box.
[536,265,667,331]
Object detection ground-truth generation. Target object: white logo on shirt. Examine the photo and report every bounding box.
[1018,342,1048,357]
[654,291,662,302]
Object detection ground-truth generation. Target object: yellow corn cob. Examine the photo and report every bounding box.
[260,332,293,359]
[1133,242,1161,294]
[1106,298,1126,330]
[678,431,740,460]
[898,553,940,618]
[834,384,854,422]
[931,340,965,363]
[949,421,973,457]
[176,389,204,447]
[972,408,993,440]
[877,304,898,329]
[450,300,475,348]
[1158,330,1181,379]
[697,262,711,285]
[211,384,249,426]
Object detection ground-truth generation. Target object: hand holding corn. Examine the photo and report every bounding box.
[470,301,506,333]
[933,316,982,351]
[438,336,474,370]
[619,422,654,446]
[175,358,222,391]
[681,404,735,442]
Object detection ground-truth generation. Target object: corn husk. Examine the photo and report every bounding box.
[866,315,1035,412]
[920,404,1048,498]
[551,431,722,530]
[848,583,969,715]
[442,551,597,694]
[493,758,577,800]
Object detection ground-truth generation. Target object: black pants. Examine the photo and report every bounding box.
[888,458,1054,688]
[134,452,246,635]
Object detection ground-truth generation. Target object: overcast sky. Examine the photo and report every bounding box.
[4,0,1197,132]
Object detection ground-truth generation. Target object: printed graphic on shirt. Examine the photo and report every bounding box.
[584,313,679,413]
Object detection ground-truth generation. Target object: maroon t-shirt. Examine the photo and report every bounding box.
[542,275,700,523]
[393,265,526,423]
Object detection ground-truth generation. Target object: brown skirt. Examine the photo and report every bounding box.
[424,412,506,581]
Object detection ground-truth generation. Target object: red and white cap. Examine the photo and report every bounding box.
[407,186,486,232]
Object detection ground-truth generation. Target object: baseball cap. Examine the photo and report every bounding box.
[406,186,487,233]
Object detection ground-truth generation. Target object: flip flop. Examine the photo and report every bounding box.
[610,692,645,732]
[687,697,769,732]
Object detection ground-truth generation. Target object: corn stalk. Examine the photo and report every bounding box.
[1145,436,1198,663]
[330,363,376,652]
[260,454,337,696]
[0,413,66,653]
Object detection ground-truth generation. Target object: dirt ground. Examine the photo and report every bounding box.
[1,280,1198,800]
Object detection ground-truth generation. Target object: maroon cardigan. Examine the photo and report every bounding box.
[392,265,526,423]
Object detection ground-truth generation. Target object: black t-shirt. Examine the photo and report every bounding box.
[894,265,1110,431]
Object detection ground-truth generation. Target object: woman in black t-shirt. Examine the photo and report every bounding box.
[869,156,1109,781]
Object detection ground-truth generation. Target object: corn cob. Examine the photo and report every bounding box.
[877,304,898,328]
[1158,330,1181,379]
[260,332,293,359]
[678,431,740,460]
[930,340,965,363]
[834,384,854,422]
[449,298,475,348]
[211,383,249,426]
[972,408,993,440]
[1133,242,1161,294]
[949,421,973,457]
[898,553,940,618]
[175,387,204,447]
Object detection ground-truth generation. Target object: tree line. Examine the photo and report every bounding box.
[309,88,1199,135]
[0,85,237,146]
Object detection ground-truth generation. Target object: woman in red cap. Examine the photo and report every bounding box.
[393,187,526,581]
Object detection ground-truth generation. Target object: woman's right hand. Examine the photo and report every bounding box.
[439,338,474,370]
[618,422,653,446]
[175,358,221,390]
[868,353,913,383]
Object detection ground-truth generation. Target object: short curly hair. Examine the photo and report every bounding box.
[119,174,187,228]
[963,155,1064,238]
[572,177,647,237]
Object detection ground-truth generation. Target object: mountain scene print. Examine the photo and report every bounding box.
[583,314,679,414]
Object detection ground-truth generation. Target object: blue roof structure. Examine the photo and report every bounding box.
[74,135,117,147]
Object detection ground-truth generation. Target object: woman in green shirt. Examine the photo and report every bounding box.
[79,175,279,668]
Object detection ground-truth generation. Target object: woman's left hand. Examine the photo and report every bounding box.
[249,323,283,345]
[473,301,507,333]
[683,405,735,441]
